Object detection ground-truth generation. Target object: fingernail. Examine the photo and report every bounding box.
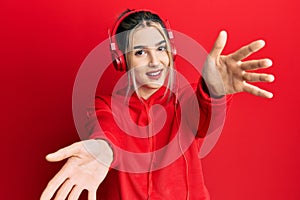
[220,30,227,36]
[258,40,265,47]
[46,153,54,160]
[265,59,273,66]
[268,93,273,98]
[269,75,275,82]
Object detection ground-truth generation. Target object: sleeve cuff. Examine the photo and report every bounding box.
[198,76,233,105]
[89,131,119,170]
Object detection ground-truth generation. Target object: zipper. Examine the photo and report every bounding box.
[143,100,155,199]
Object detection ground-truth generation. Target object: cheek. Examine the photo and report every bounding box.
[132,66,146,80]
[130,58,148,68]
[126,53,142,68]
[162,53,170,66]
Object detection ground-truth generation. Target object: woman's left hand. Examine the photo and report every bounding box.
[202,31,274,98]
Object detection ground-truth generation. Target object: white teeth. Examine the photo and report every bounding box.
[147,70,161,76]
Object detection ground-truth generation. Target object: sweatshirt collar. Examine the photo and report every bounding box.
[115,86,170,106]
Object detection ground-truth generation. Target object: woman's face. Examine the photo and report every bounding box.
[126,26,170,99]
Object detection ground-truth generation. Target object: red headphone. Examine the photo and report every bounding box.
[108,9,177,71]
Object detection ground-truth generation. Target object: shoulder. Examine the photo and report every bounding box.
[95,94,112,108]
[95,87,129,109]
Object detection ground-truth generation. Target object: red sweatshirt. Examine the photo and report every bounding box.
[87,78,232,199]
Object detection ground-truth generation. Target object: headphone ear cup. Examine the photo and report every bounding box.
[111,50,126,71]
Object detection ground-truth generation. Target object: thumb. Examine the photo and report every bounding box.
[210,30,227,59]
[46,142,81,162]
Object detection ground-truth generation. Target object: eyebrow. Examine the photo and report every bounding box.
[133,40,166,49]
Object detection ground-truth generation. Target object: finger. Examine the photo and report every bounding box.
[241,59,272,71]
[231,40,265,61]
[54,179,74,200]
[46,142,81,162]
[209,30,227,59]
[88,190,97,200]
[40,166,69,200]
[68,185,84,200]
[243,82,273,98]
[243,72,275,82]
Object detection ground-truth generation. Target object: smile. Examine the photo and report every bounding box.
[146,69,163,79]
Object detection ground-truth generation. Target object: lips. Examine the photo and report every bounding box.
[146,69,163,80]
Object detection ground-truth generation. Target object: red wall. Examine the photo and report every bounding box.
[1,0,299,199]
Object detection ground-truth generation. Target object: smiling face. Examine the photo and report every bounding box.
[126,26,171,99]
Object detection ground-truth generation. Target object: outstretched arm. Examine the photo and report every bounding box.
[203,31,274,98]
[40,139,113,200]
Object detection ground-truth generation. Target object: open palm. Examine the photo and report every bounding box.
[203,31,274,98]
[40,140,113,200]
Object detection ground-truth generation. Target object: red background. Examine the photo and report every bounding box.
[1,0,299,199]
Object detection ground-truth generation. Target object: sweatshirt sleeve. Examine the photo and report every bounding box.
[85,95,122,168]
[185,76,233,138]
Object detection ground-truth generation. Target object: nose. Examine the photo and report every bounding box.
[148,50,160,68]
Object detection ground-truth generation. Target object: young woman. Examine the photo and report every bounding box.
[40,9,274,200]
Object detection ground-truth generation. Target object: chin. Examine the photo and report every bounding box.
[147,80,165,88]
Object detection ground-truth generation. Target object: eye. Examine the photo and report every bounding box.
[134,49,146,56]
[158,45,167,52]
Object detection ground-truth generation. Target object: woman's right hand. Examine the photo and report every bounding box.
[40,139,113,200]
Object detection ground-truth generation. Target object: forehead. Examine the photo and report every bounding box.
[131,26,165,47]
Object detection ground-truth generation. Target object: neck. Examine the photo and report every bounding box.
[137,87,160,100]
